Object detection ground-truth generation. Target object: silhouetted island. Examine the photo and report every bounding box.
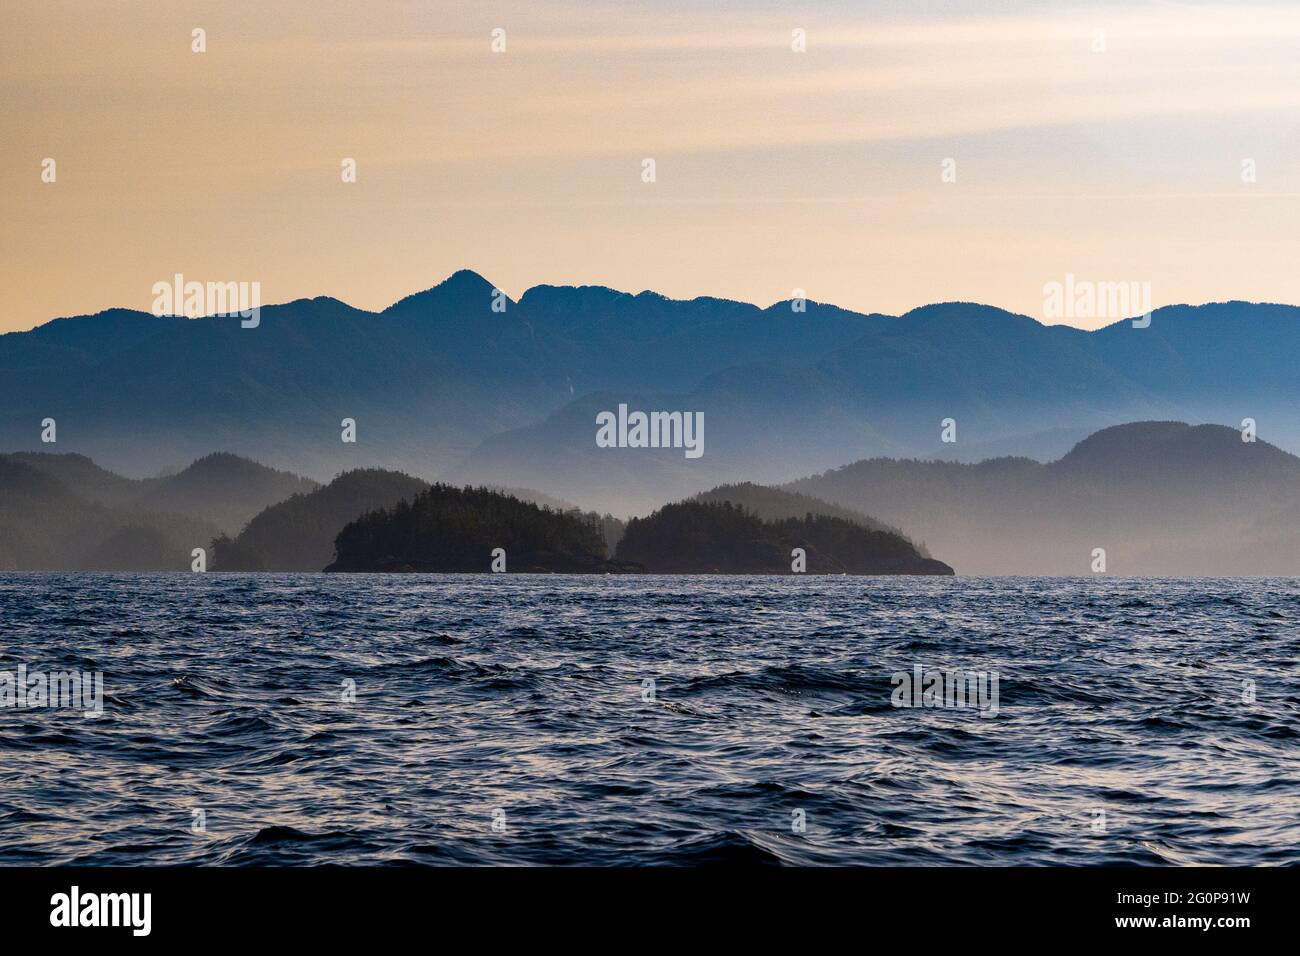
[325,484,634,573]
[613,500,954,574]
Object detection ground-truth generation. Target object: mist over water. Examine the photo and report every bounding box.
[1,573,1296,866]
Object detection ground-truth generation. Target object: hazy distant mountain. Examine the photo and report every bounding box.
[4,274,1300,514]
[0,451,315,569]
[0,455,216,571]
[8,451,143,506]
[139,453,317,534]
[614,500,952,575]
[79,525,196,573]
[13,450,316,534]
[211,468,429,571]
[787,421,1300,575]
[0,456,93,568]
[691,482,911,540]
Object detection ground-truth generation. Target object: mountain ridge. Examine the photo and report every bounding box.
[787,421,1300,575]
[5,273,1300,516]
[0,451,317,570]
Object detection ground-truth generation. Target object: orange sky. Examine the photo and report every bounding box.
[3,0,1299,333]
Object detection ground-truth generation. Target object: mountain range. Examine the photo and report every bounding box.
[5,272,1299,515]
[3,421,1298,574]
[789,421,1300,575]
[0,452,315,570]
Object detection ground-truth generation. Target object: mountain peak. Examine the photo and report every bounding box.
[1055,421,1293,475]
[383,269,502,314]
[438,269,495,292]
[171,452,317,487]
[900,302,1038,326]
[518,283,628,309]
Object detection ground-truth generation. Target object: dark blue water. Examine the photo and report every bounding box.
[0,574,1296,865]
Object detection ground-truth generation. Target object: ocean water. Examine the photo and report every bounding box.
[0,573,1296,866]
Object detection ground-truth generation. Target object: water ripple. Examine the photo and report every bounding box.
[0,573,1296,865]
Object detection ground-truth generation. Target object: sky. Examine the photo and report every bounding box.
[2,0,1299,333]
